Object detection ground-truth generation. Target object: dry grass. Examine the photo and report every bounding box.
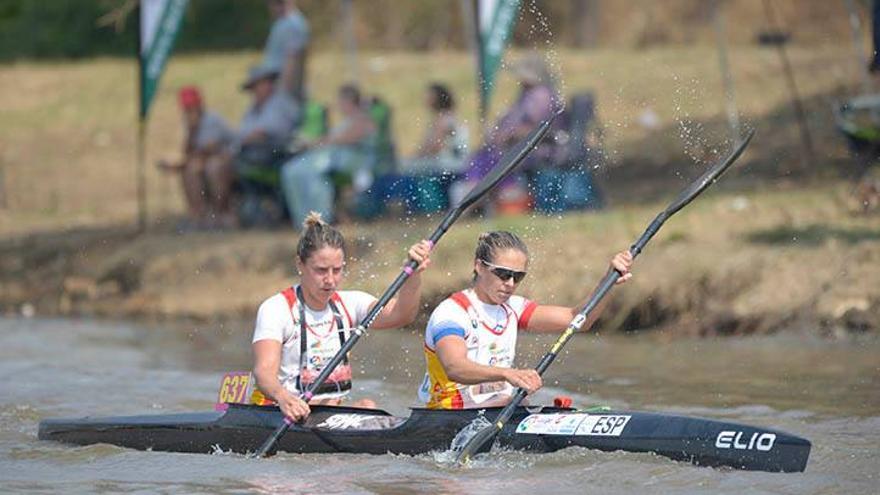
[2,179,876,338]
[2,45,876,335]
[0,43,861,236]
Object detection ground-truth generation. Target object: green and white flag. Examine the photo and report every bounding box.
[475,0,520,120]
[138,0,188,119]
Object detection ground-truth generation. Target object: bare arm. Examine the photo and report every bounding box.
[370,240,432,329]
[252,339,310,420]
[240,128,269,145]
[435,336,542,392]
[322,114,375,147]
[525,250,634,333]
[521,297,613,334]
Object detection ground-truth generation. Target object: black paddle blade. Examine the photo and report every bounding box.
[665,128,755,217]
[453,419,499,464]
[247,116,559,462]
[457,112,558,210]
[252,417,290,458]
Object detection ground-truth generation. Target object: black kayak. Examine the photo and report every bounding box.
[38,404,810,472]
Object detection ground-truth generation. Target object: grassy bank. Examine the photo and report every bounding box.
[0,46,876,336]
[2,183,877,337]
[0,44,861,235]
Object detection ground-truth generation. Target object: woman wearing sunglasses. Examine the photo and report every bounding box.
[417,231,632,409]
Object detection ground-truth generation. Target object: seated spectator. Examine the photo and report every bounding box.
[280,84,375,228]
[460,53,561,213]
[236,64,299,168]
[157,86,235,231]
[402,83,468,176]
[233,64,301,227]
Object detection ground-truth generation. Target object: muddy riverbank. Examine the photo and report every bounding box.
[2,185,877,337]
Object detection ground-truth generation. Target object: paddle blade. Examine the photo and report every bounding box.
[665,128,755,216]
[251,419,290,458]
[452,417,499,464]
[457,112,558,210]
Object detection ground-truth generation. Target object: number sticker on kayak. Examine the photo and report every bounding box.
[517,413,631,437]
[215,371,253,411]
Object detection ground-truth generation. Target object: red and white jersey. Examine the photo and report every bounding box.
[252,286,376,400]
[418,288,538,409]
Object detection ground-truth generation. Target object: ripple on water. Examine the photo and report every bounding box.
[2,318,879,494]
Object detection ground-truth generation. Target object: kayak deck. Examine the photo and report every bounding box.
[38,404,811,472]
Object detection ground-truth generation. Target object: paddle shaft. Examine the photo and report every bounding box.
[252,209,464,456]
[288,115,554,406]
[303,210,462,402]
[252,116,557,457]
[455,130,755,462]
[477,213,666,429]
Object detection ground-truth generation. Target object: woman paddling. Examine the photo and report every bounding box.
[253,212,431,421]
[418,231,632,409]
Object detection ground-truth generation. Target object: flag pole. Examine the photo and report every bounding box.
[137,119,147,232]
[136,0,147,232]
[472,0,487,126]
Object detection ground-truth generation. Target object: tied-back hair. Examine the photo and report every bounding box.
[473,231,529,280]
[297,212,346,262]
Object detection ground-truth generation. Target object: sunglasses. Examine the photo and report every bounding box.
[479,259,527,283]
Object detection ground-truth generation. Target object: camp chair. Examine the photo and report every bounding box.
[367,96,398,176]
[531,92,604,213]
[833,95,880,212]
[834,94,880,176]
[298,99,329,142]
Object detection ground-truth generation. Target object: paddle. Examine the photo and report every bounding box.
[251,112,559,458]
[453,129,756,464]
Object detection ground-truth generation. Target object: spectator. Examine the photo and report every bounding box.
[466,53,561,183]
[232,64,301,227]
[157,86,235,231]
[403,83,468,176]
[280,84,375,228]
[237,65,299,154]
[264,0,309,102]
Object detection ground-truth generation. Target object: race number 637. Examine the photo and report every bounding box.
[217,371,251,405]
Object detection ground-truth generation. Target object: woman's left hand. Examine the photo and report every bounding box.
[610,250,634,285]
[407,240,433,273]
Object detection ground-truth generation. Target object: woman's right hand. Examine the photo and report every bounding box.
[502,368,543,394]
[277,391,311,422]
[407,240,433,273]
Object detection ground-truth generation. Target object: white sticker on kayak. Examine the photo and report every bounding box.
[316,414,390,430]
[574,415,630,436]
[516,413,585,435]
[517,414,631,437]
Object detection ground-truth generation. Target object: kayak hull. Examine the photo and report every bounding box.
[38,404,811,472]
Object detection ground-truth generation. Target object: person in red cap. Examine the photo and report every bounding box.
[158,86,235,230]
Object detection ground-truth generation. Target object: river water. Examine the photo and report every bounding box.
[0,317,877,494]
